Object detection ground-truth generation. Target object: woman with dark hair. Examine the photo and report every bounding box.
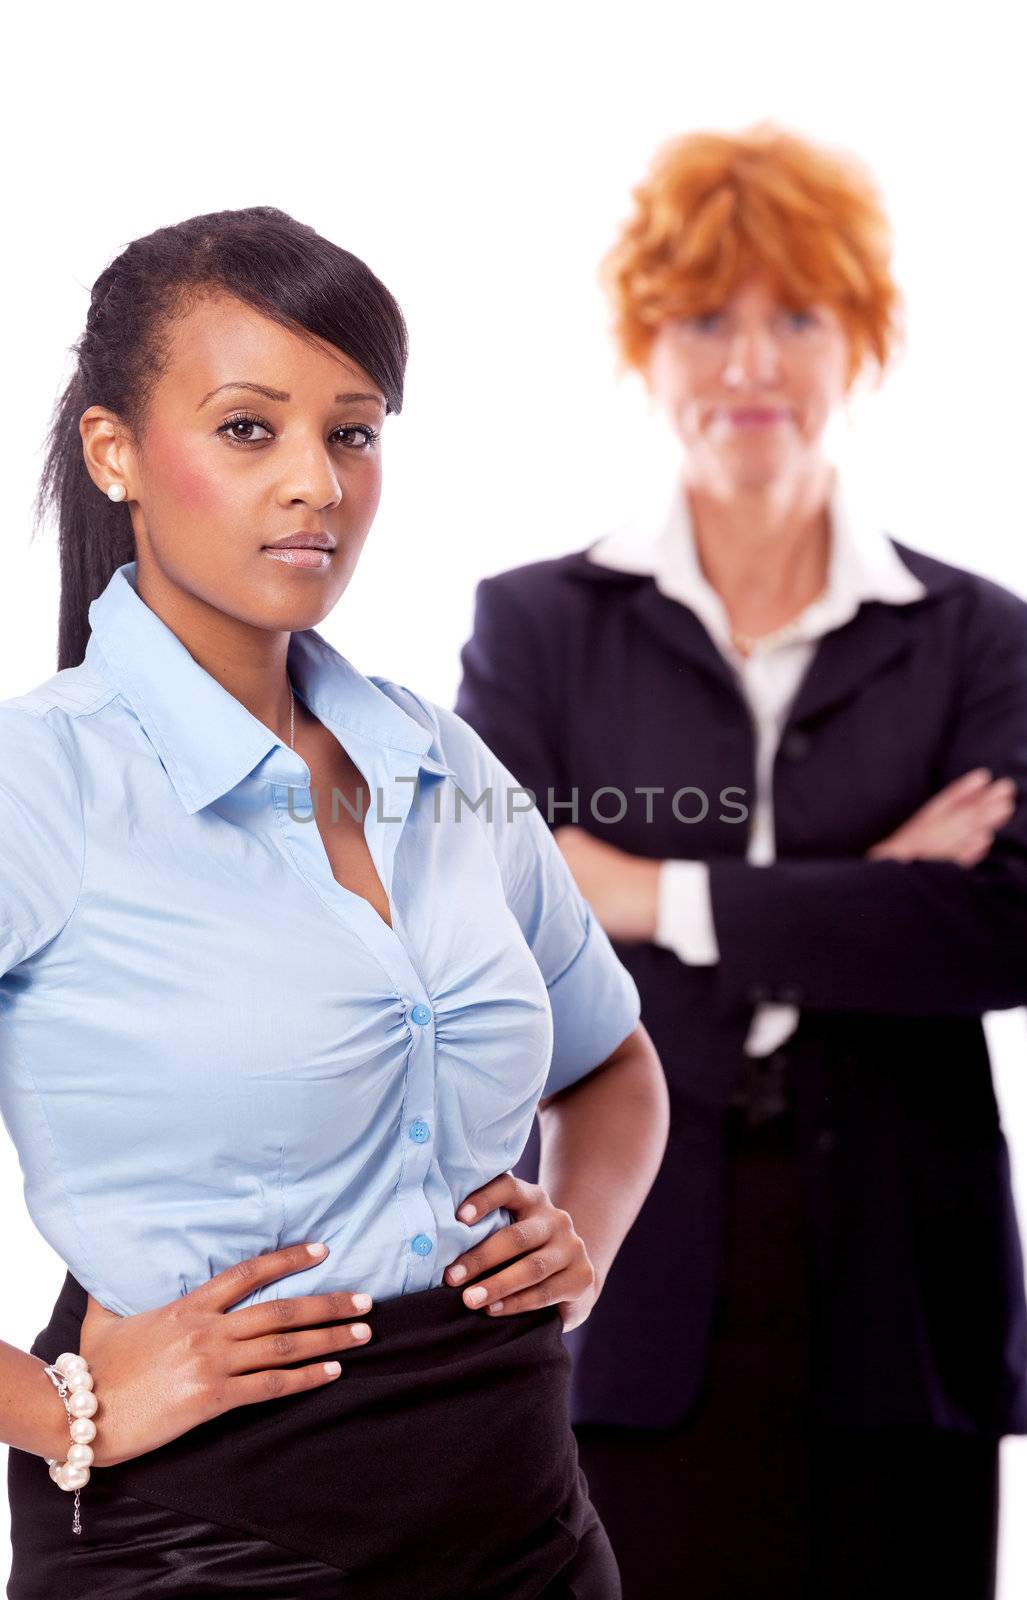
[455,125,1027,1599]
[0,205,668,1598]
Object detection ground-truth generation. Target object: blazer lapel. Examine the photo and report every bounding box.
[566,537,955,727]
[787,602,916,727]
[626,582,740,696]
[626,577,924,730]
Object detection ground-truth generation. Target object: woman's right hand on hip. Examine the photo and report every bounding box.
[867,767,1017,866]
[77,1241,373,1467]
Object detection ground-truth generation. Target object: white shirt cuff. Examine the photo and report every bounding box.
[744,1003,800,1057]
[654,859,719,965]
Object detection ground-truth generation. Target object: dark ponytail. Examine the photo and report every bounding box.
[32,206,409,671]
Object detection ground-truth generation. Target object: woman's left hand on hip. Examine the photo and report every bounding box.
[444,1173,600,1331]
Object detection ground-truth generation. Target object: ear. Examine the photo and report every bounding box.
[79,406,136,502]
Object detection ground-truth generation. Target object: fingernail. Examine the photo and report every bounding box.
[306,1243,328,1257]
[447,1264,467,1284]
[487,1301,504,1314]
[458,1204,477,1222]
[324,1361,341,1376]
[351,1323,371,1340]
[464,1286,487,1306]
[353,1293,373,1311]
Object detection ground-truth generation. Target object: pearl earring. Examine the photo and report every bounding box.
[106,483,127,502]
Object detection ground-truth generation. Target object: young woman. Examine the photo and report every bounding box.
[0,206,669,1599]
[455,125,1027,1599]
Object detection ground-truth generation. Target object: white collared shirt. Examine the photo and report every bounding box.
[586,467,927,1057]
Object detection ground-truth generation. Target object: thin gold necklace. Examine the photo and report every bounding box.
[730,583,829,655]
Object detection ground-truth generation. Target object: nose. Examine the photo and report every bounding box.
[275,437,344,512]
[722,322,781,387]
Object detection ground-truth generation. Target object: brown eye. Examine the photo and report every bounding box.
[333,426,380,451]
[217,414,273,444]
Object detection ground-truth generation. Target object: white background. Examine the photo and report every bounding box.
[1,1,1024,1590]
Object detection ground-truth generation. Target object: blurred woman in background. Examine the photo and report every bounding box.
[455,123,1027,1599]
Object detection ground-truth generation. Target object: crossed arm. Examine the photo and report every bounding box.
[554,763,1026,1016]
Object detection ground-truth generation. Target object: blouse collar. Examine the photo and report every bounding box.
[83,561,452,815]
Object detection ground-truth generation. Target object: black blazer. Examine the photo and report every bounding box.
[453,536,1027,1433]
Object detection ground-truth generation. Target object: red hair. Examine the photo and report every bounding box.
[600,121,903,391]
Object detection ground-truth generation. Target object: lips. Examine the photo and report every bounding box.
[263,532,336,551]
[261,531,336,570]
[721,408,790,426]
[262,547,333,569]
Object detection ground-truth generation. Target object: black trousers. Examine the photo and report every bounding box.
[573,1116,1000,1600]
[8,1268,621,1600]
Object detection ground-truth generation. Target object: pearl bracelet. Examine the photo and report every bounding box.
[42,1351,99,1535]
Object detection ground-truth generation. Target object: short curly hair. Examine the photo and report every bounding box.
[599,120,903,392]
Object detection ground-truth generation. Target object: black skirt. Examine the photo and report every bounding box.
[8,1267,621,1600]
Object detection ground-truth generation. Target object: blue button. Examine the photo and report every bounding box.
[411,1233,433,1256]
[409,1120,431,1143]
[411,1003,432,1026]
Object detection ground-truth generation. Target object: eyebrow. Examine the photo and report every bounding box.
[197,381,386,411]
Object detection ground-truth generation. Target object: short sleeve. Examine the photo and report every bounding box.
[425,700,642,1098]
[0,707,84,976]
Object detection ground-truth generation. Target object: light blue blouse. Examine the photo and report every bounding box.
[0,562,640,1316]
